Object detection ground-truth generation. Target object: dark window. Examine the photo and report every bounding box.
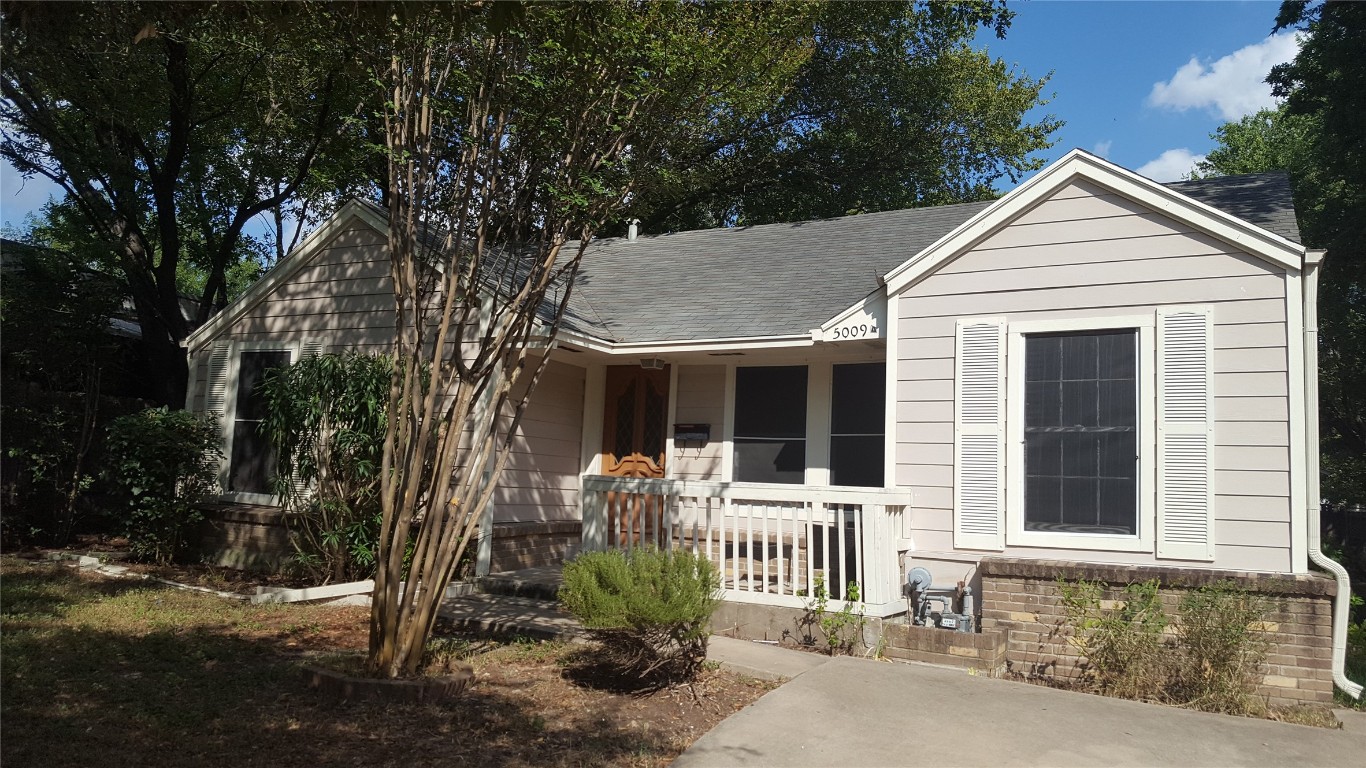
[229,350,291,495]
[1024,330,1137,535]
[734,366,806,483]
[830,362,885,487]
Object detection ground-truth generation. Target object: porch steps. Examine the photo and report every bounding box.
[436,566,582,643]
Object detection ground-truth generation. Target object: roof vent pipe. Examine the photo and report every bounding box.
[627,219,640,241]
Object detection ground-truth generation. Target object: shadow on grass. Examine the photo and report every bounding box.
[1,567,691,767]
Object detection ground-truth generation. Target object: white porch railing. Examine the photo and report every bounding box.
[580,475,910,617]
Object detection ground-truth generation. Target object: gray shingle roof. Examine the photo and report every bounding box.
[566,172,1302,343]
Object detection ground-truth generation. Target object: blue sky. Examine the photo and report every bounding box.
[0,0,1296,237]
[977,0,1295,183]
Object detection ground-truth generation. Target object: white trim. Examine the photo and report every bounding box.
[557,328,817,356]
[579,364,606,479]
[665,363,680,480]
[883,293,901,489]
[813,290,887,343]
[1005,314,1157,553]
[219,340,302,506]
[185,200,388,353]
[883,149,1303,297]
[721,364,737,483]
[806,362,832,486]
[1285,269,1308,573]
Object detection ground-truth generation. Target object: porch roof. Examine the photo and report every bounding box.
[567,171,1301,344]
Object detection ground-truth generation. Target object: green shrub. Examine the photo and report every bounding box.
[104,408,222,563]
[803,573,867,655]
[1171,581,1272,715]
[1059,578,1170,701]
[259,352,392,582]
[559,547,720,685]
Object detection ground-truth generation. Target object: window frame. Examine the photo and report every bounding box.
[730,364,810,485]
[219,340,301,506]
[1006,315,1156,552]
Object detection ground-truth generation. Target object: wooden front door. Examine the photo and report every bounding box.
[601,365,669,546]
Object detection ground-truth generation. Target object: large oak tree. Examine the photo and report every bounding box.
[1,2,368,406]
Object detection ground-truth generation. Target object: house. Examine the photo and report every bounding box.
[182,149,1359,704]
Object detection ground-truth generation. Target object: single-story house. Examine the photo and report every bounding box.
[183,149,1360,704]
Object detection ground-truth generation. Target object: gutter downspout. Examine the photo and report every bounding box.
[1302,249,1364,700]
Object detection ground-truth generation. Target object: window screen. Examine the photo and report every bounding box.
[734,366,806,484]
[229,350,291,494]
[830,362,885,487]
[1023,330,1137,535]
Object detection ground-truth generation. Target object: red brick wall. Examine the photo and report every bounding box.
[488,521,582,573]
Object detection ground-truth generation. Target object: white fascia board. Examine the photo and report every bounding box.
[883,149,1306,297]
[814,289,887,343]
[185,200,389,354]
[554,327,815,355]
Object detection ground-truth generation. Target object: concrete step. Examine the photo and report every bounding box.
[478,568,563,601]
[437,592,584,643]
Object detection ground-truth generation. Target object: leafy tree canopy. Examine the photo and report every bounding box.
[625,0,1060,232]
[1,1,373,405]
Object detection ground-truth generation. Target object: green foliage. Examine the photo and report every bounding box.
[259,352,392,583]
[1192,106,1314,179]
[103,408,222,563]
[1171,582,1272,715]
[1059,579,1170,701]
[559,548,721,685]
[1058,579,1275,715]
[1268,1,1366,505]
[625,0,1059,231]
[802,573,868,655]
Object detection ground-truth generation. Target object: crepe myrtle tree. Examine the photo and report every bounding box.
[366,2,815,678]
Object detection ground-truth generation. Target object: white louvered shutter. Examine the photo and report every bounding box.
[954,319,1006,550]
[204,341,232,417]
[1156,308,1215,560]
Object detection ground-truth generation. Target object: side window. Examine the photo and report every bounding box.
[1023,330,1138,536]
[228,349,292,495]
[830,362,885,487]
[733,366,807,484]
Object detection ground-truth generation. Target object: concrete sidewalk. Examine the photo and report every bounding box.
[683,650,1366,767]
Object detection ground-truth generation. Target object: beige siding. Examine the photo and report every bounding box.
[187,216,587,523]
[672,364,726,481]
[895,178,1294,573]
[494,359,586,523]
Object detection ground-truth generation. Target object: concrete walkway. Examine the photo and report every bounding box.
[681,649,1366,768]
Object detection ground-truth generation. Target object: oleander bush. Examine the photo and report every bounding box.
[559,547,721,686]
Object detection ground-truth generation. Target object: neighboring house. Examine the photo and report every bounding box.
[183,149,1359,704]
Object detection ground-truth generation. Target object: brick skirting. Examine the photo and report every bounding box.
[977,557,1338,707]
[488,520,582,573]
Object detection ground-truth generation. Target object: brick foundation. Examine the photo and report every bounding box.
[488,520,582,573]
[197,503,291,572]
[977,557,1337,707]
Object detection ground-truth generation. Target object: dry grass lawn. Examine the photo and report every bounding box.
[0,556,773,767]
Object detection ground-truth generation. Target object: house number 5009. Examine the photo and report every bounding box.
[831,323,877,340]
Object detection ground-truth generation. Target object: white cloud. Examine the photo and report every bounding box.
[1148,31,1300,121]
[1136,148,1206,182]
[1093,140,1113,159]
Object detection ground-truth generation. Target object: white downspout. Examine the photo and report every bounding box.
[1302,249,1364,700]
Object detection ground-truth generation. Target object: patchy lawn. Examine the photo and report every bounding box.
[0,557,773,767]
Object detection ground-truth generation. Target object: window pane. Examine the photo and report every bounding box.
[229,421,277,494]
[831,363,885,435]
[734,439,806,484]
[1023,330,1137,536]
[734,366,807,438]
[236,351,291,421]
[830,435,883,487]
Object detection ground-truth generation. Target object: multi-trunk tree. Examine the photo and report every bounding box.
[365,1,817,678]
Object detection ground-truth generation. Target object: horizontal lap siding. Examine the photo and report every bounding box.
[895,179,1292,571]
[494,359,586,523]
[673,365,725,481]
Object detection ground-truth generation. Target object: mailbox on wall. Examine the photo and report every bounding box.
[673,424,711,443]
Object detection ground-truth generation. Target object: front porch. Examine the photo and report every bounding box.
[579,474,912,618]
